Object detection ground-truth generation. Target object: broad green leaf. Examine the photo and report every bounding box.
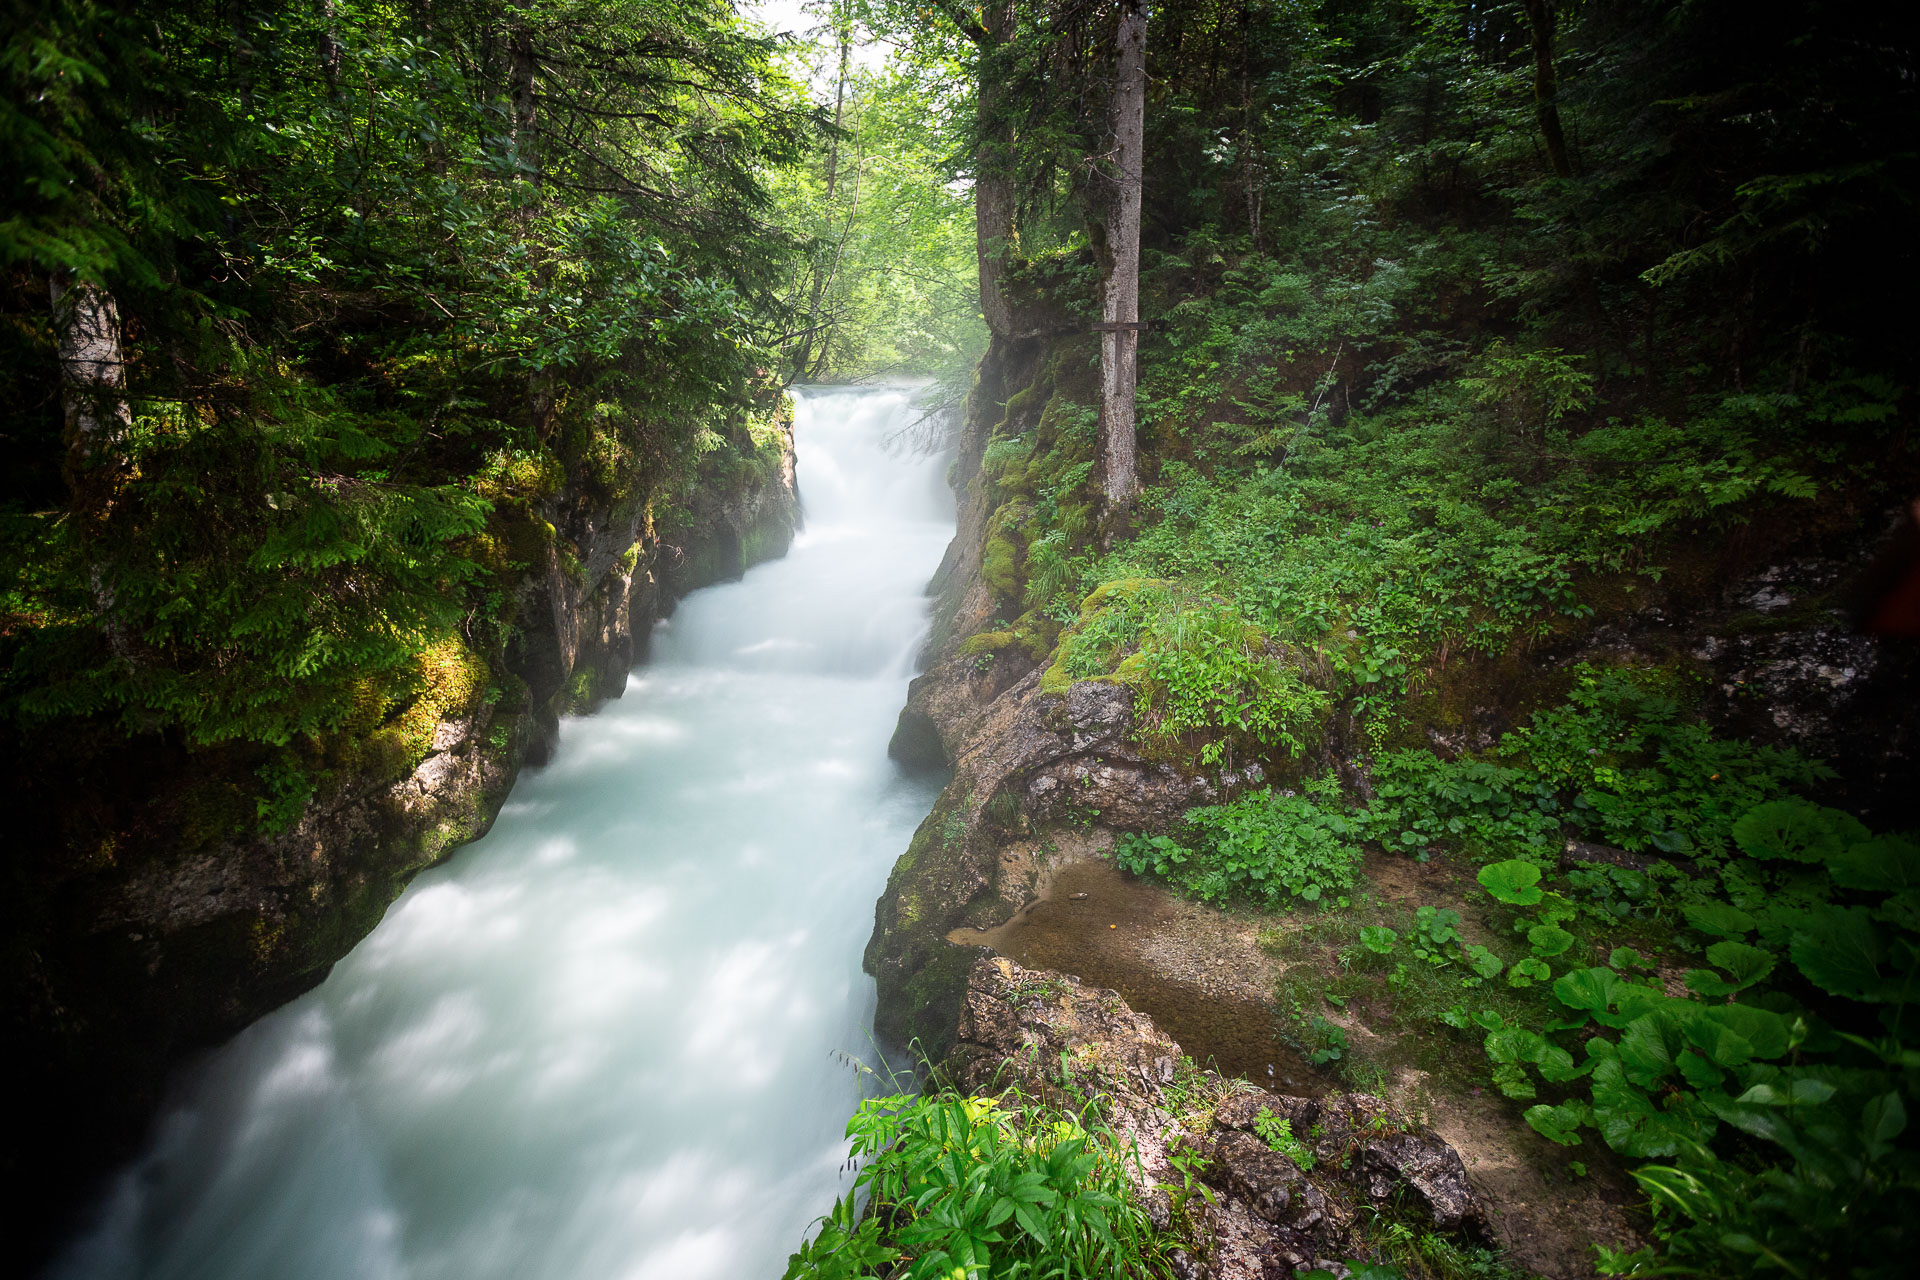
[1828,835,1920,893]
[1608,946,1649,970]
[1682,901,1756,938]
[1675,1047,1725,1091]
[1618,1011,1682,1086]
[1507,956,1551,987]
[1360,925,1398,955]
[1790,906,1897,1000]
[1684,941,1777,996]
[1733,1077,1836,1107]
[1591,1058,1705,1158]
[1478,859,1545,905]
[1466,944,1505,979]
[1525,1101,1589,1145]
[1528,924,1576,957]
[1731,798,1869,863]
[1701,1004,1790,1059]
[1554,966,1618,1020]
[1862,1091,1907,1158]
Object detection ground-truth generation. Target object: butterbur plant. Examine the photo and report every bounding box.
[1454,796,1920,1278]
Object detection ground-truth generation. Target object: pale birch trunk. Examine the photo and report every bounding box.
[1098,0,1147,513]
[51,272,135,648]
[50,273,132,511]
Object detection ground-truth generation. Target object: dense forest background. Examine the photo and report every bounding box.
[4,0,1917,1275]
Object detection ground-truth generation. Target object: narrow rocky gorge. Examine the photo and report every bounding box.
[7,408,800,1254]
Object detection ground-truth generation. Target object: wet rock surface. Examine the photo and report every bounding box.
[949,956,1486,1279]
[868,664,1264,1054]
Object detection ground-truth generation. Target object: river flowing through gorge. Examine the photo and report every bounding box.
[51,387,955,1280]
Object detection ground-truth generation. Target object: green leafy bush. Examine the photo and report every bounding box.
[1253,1108,1316,1170]
[1116,778,1363,909]
[783,1091,1166,1280]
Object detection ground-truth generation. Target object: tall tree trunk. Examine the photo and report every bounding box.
[319,0,343,99]
[1237,4,1262,252]
[50,273,132,519]
[1521,0,1574,179]
[51,272,135,648]
[509,20,539,189]
[1098,0,1147,516]
[974,0,1019,339]
[507,16,553,434]
[793,26,852,379]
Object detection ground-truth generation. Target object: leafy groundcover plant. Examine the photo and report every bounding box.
[783,1089,1167,1280]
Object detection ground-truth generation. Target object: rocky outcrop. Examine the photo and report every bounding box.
[948,955,1483,1279]
[6,406,798,1261]
[865,666,1261,1055]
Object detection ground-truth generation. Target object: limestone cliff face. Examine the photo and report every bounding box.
[7,407,799,1257]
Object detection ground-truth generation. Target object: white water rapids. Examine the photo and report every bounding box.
[53,387,954,1280]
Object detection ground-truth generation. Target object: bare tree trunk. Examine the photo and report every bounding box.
[1521,0,1574,179]
[319,0,343,99]
[1098,0,1147,516]
[51,272,135,649]
[1237,10,1263,252]
[974,0,1019,339]
[50,273,132,517]
[793,27,852,379]
[509,20,539,188]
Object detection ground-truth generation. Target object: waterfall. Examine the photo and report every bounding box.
[51,387,954,1280]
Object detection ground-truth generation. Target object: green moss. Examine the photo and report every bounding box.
[982,531,1023,600]
[960,629,1017,657]
[894,943,976,1061]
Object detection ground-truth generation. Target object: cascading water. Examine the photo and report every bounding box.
[52,387,954,1280]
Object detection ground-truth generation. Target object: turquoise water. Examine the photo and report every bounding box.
[53,387,952,1280]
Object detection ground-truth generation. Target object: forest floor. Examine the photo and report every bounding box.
[952,832,1644,1279]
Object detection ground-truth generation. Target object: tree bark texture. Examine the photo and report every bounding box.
[319,0,343,98]
[1521,0,1574,179]
[49,272,133,520]
[974,0,1019,339]
[509,21,539,187]
[1098,0,1147,512]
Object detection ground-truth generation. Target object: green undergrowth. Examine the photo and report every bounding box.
[965,218,1907,771]
[787,1060,1512,1280]
[784,1088,1170,1280]
[1148,664,1920,1278]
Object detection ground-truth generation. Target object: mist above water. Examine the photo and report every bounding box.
[52,387,954,1280]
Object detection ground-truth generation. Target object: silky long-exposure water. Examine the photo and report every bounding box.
[52,387,953,1280]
